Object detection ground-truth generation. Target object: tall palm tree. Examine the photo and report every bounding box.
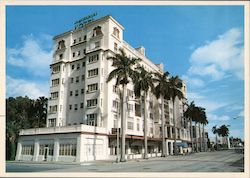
[212,125,219,150]
[153,71,170,157]
[199,109,208,152]
[168,76,184,155]
[106,48,140,162]
[184,101,196,152]
[192,106,201,152]
[197,107,206,152]
[133,66,154,159]
[218,125,230,148]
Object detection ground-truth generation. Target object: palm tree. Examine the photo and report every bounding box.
[218,125,230,149]
[184,101,196,152]
[153,71,170,157]
[197,107,206,152]
[133,66,154,159]
[192,106,201,152]
[168,76,184,155]
[199,110,208,152]
[212,125,219,150]
[106,48,140,162]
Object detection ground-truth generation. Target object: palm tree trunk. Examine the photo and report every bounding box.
[199,123,202,152]
[202,124,205,152]
[161,95,166,157]
[120,84,127,162]
[190,119,193,152]
[173,98,177,155]
[143,92,148,159]
[215,134,218,151]
[195,122,198,152]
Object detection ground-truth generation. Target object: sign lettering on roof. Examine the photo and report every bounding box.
[74,13,97,30]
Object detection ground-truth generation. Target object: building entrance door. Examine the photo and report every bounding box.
[44,146,49,161]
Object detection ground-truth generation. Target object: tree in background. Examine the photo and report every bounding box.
[6,96,48,160]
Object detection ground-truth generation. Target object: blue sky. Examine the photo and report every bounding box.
[6,6,244,140]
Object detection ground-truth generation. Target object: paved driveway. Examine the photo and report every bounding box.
[6,150,244,172]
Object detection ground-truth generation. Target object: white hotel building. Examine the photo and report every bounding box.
[15,15,192,162]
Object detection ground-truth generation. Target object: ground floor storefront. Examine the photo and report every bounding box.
[16,126,192,162]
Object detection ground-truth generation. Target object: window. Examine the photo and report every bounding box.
[69,104,72,110]
[114,42,118,51]
[78,51,81,56]
[59,54,63,60]
[80,103,84,109]
[71,64,75,70]
[87,83,98,92]
[73,39,76,44]
[88,54,99,63]
[77,63,80,70]
[48,118,56,127]
[83,49,86,54]
[71,78,74,83]
[112,100,119,110]
[49,105,57,113]
[82,61,85,67]
[70,91,73,96]
[127,89,133,98]
[92,26,103,37]
[81,75,85,81]
[114,114,118,128]
[73,52,75,58]
[74,104,78,110]
[81,88,84,94]
[76,76,79,83]
[87,113,97,126]
[57,40,65,50]
[88,68,98,77]
[84,35,87,41]
[79,37,82,42]
[95,41,100,48]
[52,79,60,86]
[113,27,120,38]
[52,65,60,74]
[149,102,153,109]
[128,104,133,112]
[87,99,98,107]
[113,85,119,94]
[149,113,153,120]
[51,92,59,99]
[21,145,34,155]
[59,144,76,156]
[75,90,78,96]
[137,120,140,131]
[127,122,133,130]
[135,104,141,117]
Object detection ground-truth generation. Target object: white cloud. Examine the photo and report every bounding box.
[207,113,230,122]
[6,76,49,99]
[186,92,227,113]
[7,34,53,77]
[188,28,244,81]
[182,75,205,88]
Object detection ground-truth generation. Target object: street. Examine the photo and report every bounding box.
[6,150,244,172]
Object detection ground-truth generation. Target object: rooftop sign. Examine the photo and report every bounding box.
[74,13,97,30]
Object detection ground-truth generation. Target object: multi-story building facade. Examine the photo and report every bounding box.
[15,15,192,162]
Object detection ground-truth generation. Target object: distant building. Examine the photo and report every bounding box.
[15,15,191,162]
[192,125,208,151]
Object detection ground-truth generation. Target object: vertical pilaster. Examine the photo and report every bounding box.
[76,134,84,162]
[15,142,22,161]
[53,138,59,162]
[33,139,39,161]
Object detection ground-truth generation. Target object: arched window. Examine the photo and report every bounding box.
[113,27,120,38]
[57,40,65,50]
[93,26,103,37]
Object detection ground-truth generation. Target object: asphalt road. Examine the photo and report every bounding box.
[6,150,244,172]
